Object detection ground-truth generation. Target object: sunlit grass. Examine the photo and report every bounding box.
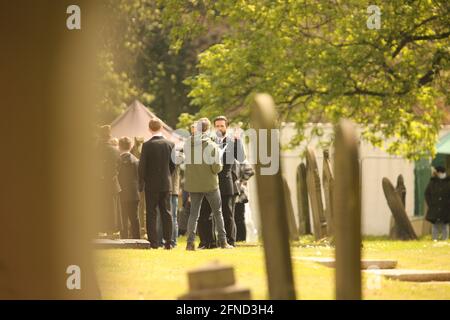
[95,236,450,300]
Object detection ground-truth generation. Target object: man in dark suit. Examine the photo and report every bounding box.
[117,137,141,239]
[216,117,245,246]
[138,119,175,249]
[198,116,245,247]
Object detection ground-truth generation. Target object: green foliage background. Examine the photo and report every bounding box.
[161,0,449,159]
[98,0,449,159]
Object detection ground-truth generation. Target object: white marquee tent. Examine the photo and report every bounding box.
[110,100,182,144]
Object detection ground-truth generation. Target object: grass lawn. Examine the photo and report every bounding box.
[95,236,450,300]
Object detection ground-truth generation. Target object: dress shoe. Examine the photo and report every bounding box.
[186,242,196,251]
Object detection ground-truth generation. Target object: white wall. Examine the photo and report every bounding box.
[359,143,415,235]
[247,123,450,236]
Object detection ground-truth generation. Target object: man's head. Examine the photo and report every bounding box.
[99,125,111,141]
[213,115,228,138]
[436,166,446,173]
[149,118,162,134]
[118,136,132,153]
[435,166,447,179]
[197,117,211,133]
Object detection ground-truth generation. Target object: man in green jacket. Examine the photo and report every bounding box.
[184,118,233,251]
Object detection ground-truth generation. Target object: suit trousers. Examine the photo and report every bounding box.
[157,194,180,246]
[145,191,172,248]
[120,200,140,239]
[198,199,217,248]
[234,202,246,242]
[222,195,237,245]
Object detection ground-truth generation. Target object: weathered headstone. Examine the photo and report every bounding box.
[395,174,406,207]
[295,257,398,270]
[251,93,296,300]
[322,150,335,236]
[179,262,251,300]
[283,177,300,241]
[382,177,418,240]
[333,120,362,300]
[305,147,328,240]
[390,175,407,239]
[296,163,311,235]
[364,269,450,282]
[93,239,151,249]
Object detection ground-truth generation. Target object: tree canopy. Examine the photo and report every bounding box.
[97,0,224,127]
[161,0,450,159]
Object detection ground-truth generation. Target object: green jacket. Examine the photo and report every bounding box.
[184,133,222,193]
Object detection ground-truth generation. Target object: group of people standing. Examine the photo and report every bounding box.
[97,115,254,251]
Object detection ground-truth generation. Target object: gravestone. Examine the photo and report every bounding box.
[333,120,362,300]
[283,177,300,241]
[295,257,398,269]
[364,269,450,282]
[93,239,151,249]
[395,174,406,207]
[179,262,251,300]
[382,177,417,240]
[305,147,328,240]
[322,150,335,236]
[390,174,407,239]
[251,93,296,300]
[296,163,311,235]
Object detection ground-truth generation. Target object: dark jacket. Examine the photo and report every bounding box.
[425,176,450,224]
[98,140,121,195]
[217,136,245,196]
[138,135,175,193]
[117,152,140,201]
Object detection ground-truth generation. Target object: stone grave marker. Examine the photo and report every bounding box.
[382,177,417,240]
[296,163,311,235]
[295,257,397,269]
[283,177,300,241]
[305,147,328,240]
[251,93,296,300]
[322,150,335,236]
[179,262,251,300]
[93,239,151,249]
[390,175,407,239]
[364,269,450,282]
[333,120,362,300]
